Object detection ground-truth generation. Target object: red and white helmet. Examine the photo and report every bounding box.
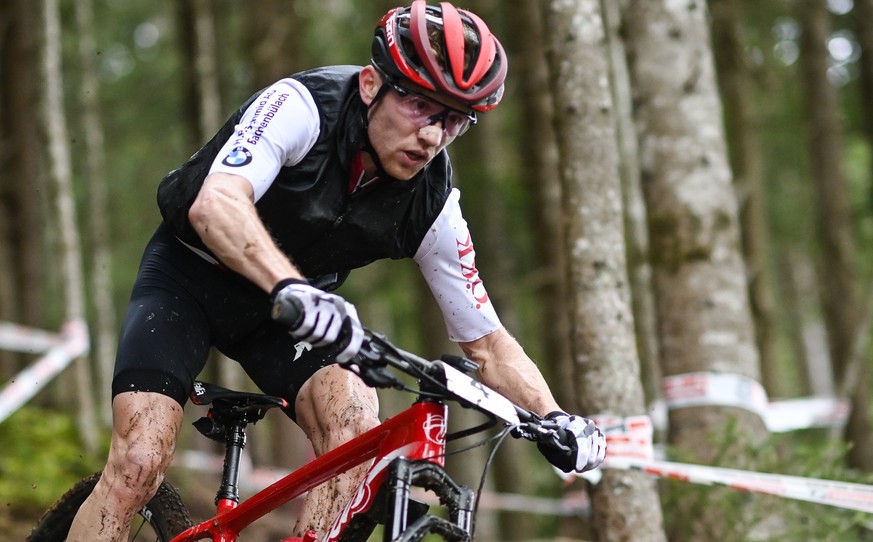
[371,1,507,112]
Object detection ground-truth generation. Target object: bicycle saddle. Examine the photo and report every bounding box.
[190,381,288,411]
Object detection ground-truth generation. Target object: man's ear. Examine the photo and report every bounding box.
[359,65,382,106]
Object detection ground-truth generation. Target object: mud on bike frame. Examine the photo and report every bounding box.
[28,306,569,542]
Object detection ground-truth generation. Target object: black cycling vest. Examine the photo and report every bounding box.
[157,65,453,289]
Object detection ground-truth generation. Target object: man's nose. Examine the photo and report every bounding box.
[418,124,444,146]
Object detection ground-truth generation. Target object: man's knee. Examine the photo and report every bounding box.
[296,365,380,453]
[100,446,169,506]
[327,398,380,444]
[102,392,183,505]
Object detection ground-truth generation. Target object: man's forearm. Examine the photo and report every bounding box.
[189,172,302,293]
[460,327,562,416]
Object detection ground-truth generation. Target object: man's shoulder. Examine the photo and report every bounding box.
[287,65,364,133]
[290,65,363,88]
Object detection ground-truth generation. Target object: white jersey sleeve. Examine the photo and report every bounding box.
[209,78,320,201]
[415,189,502,342]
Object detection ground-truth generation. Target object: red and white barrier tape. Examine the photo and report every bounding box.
[591,414,655,461]
[570,414,873,514]
[655,372,850,433]
[605,456,873,514]
[765,396,850,433]
[649,396,850,434]
[0,319,90,423]
[662,372,769,418]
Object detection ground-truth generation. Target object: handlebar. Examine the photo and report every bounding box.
[271,294,566,446]
[271,291,305,330]
[353,329,570,446]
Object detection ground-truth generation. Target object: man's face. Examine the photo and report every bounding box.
[365,82,473,180]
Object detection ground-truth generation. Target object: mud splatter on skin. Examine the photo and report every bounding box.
[67,394,183,541]
[291,365,379,538]
[97,506,113,536]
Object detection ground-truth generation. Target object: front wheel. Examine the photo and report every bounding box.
[27,471,194,541]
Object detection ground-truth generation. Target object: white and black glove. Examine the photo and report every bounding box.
[271,279,364,363]
[537,411,606,473]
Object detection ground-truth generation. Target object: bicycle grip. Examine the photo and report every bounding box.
[538,419,572,451]
[271,293,304,330]
[552,426,571,448]
[535,423,577,473]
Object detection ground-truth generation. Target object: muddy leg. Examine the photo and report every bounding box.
[66,392,183,541]
[292,365,380,537]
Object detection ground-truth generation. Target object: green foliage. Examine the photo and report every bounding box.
[0,407,101,512]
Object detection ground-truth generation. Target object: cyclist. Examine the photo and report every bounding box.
[67,2,606,540]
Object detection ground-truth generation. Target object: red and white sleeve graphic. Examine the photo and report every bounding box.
[415,189,501,342]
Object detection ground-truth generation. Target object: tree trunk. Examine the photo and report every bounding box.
[604,0,663,408]
[509,0,575,409]
[798,0,857,386]
[798,0,872,470]
[74,0,116,426]
[177,0,222,148]
[623,0,770,539]
[0,0,44,375]
[853,0,873,149]
[709,0,781,396]
[184,0,222,140]
[540,1,667,541]
[778,250,816,396]
[41,0,99,454]
[848,0,873,472]
[245,0,305,88]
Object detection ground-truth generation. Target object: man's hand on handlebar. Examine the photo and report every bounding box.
[271,282,606,473]
[537,412,606,473]
[270,279,364,363]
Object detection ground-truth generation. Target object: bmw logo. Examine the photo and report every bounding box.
[222,146,252,167]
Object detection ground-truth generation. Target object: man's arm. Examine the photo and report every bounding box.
[188,172,302,293]
[459,326,562,417]
[462,326,607,473]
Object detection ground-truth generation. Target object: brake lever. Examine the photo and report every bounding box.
[344,362,404,389]
[511,418,563,442]
[339,333,406,389]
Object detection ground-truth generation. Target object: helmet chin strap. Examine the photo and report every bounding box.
[360,84,395,181]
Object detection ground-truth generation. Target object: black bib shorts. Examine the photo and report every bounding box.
[111,222,336,419]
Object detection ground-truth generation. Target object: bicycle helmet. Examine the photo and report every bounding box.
[372,1,507,112]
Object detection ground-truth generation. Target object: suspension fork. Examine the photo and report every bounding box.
[383,458,475,541]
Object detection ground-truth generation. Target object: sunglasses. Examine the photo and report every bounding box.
[388,83,477,138]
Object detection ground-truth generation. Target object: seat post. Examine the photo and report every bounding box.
[215,423,247,505]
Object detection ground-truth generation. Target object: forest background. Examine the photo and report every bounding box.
[3,0,873,540]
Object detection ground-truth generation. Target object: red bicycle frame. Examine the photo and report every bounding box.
[172,400,448,542]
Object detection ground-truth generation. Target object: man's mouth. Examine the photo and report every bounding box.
[404,149,429,163]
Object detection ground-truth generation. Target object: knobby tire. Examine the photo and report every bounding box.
[27,471,194,542]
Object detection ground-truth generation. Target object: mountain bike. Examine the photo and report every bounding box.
[27,309,571,541]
